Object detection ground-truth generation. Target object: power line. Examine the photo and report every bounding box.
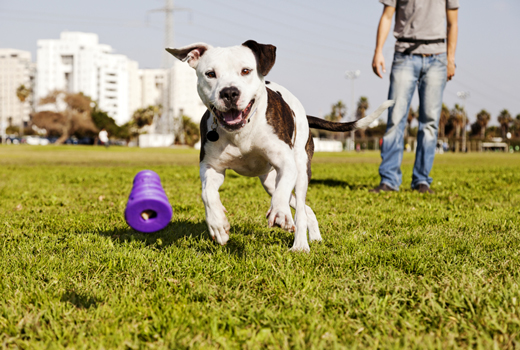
[179,16,363,68]
[189,9,368,58]
[281,0,374,30]
[195,0,371,57]
[0,9,157,27]
[0,14,162,30]
[233,0,373,50]
[456,66,519,102]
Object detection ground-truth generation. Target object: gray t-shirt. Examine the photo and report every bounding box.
[380,0,460,54]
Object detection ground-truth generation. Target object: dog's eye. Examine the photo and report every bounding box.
[205,71,216,79]
[241,68,252,76]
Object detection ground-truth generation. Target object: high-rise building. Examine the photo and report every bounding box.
[169,60,206,124]
[139,69,166,109]
[36,32,138,125]
[0,48,34,138]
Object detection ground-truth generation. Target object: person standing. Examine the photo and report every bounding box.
[370,0,459,194]
[98,128,109,148]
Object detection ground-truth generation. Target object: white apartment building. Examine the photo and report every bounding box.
[169,60,206,124]
[0,48,34,137]
[139,69,166,108]
[136,64,205,125]
[36,32,138,125]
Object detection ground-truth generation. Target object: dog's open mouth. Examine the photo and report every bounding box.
[212,100,255,130]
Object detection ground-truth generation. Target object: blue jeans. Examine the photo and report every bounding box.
[379,52,447,190]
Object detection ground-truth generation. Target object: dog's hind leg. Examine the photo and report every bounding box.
[259,169,321,249]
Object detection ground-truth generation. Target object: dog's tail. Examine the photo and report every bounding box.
[307,100,394,132]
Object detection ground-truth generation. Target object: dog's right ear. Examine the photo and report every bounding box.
[166,43,211,69]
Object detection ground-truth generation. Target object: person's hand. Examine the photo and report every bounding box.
[372,51,386,78]
[447,59,456,81]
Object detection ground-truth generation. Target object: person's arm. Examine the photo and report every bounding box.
[372,5,395,78]
[446,8,458,81]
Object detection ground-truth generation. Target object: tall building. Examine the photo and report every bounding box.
[0,48,34,138]
[137,64,206,137]
[169,60,206,124]
[36,32,138,125]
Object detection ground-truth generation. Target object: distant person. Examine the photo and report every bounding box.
[98,128,109,147]
[370,0,459,194]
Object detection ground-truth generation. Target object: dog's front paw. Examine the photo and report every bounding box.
[290,241,310,253]
[266,207,295,232]
[206,211,230,245]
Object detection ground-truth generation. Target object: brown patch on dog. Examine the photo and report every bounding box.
[199,110,211,162]
[266,87,295,148]
[305,131,314,182]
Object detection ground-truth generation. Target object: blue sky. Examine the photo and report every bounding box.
[1,0,518,126]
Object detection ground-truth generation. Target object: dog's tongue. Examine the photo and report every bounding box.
[223,110,243,124]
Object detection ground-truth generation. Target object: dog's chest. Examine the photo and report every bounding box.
[215,143,272,176]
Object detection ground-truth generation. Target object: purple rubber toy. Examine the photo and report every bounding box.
[124,170,172,233]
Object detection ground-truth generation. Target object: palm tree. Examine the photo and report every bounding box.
[497,109,512,139]
[355,96,369,120]
[475,109,491,139]
[355,97,369,138]
[449,104,465,138]
[16,84,31,136]
[405,107,418,138]
[514,114,520,138]
[439,104,450,138]
[325,100,346,123]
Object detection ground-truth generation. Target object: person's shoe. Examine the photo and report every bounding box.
[413,184,434,194]
[369,183,396,193]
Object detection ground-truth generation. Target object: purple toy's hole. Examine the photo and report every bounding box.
[141,210,157,221]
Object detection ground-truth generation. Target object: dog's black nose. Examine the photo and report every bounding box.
[220,87,240,106]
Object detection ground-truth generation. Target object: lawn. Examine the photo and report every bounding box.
[1,146,519,349]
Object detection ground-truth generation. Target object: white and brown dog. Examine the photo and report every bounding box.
[167,40,393,252]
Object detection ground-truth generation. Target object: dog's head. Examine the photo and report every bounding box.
[167,40,276,131]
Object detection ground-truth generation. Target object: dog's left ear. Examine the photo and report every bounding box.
[242,40,276,76]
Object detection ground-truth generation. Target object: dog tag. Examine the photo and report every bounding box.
[207,130,219,142]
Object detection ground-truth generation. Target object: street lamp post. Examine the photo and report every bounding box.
[457,91,470,152]
[345,70,361,151]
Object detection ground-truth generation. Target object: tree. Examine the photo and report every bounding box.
[181,115,200,147]
[405,107,418,138]
[355,96,369,138]
[32,90,98,144]
[91,105,120,138]
[439,104,450,138]
[324,100,346,123]
[513,114,520,138]
[497,109,512,139]
[471,109,491,139]
[448,104,465,138]
[355,96,369,120]
[319,100,347,139]
[132,105,161,129]
[16,84,31,136]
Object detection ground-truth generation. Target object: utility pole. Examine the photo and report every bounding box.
[149,0,176,69]
[148,1,189,141]
[457,91,470,153]
[345,70,360,151]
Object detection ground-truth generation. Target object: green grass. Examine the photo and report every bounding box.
[1,146,520,349]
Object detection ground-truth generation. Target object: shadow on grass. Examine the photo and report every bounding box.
[61,290,101,309]
[96,219,293,258]
[310,178,372,190]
